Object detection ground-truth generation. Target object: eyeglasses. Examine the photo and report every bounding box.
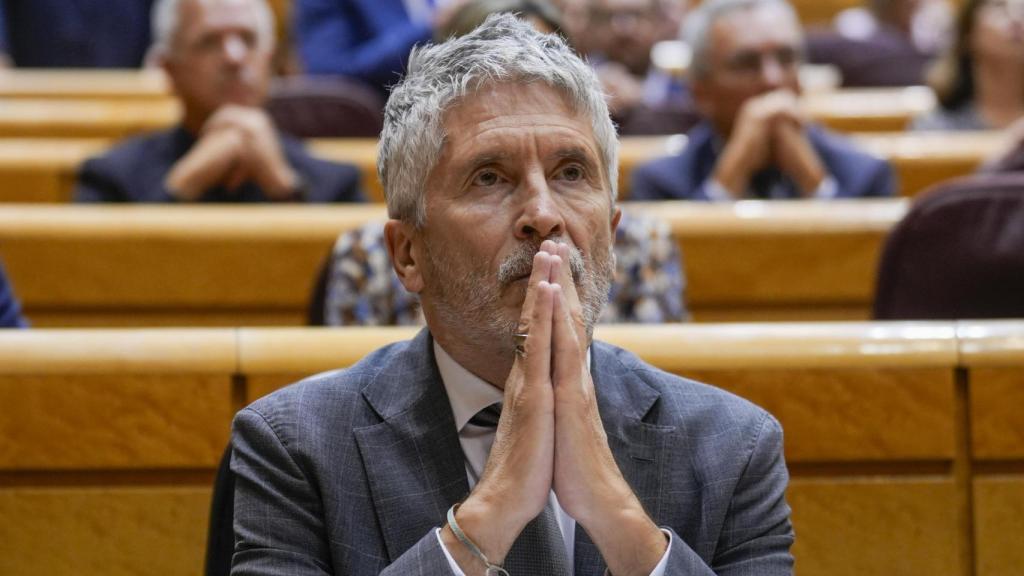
[721,46,801,77]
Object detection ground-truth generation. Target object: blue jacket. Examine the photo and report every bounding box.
[630,121,895,201]
[0,260,27,328]
[0,0,153,67]
[74,126,364,204]
[296,0,431,90]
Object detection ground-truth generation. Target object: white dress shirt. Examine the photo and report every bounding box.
[431,341,671,575]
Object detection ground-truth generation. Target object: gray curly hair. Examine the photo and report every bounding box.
[378,13,619,227]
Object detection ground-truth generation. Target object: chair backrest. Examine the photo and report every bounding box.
[309,211,689,326]
[265,76,385,139]
[873,173,1024,319]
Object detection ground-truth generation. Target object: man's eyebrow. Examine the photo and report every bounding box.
[460,151,510,171]
[552,146,599,165]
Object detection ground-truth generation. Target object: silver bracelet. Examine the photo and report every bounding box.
[447,503,510,576]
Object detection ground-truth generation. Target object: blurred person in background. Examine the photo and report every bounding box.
[0,0,155,68]
[0,259,26,328]
[295,0,439,93]
[75,0,362,204]
[585,0,692,129]
[631,0,894,200]
[805,0,951,87]
[914,0,1024,130]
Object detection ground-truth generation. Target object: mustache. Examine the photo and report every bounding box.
[496,239,585,286]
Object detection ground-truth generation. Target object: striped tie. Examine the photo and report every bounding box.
[469,403,572,575]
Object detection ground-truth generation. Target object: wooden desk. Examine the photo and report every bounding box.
[0,69,171,100]
[0,98,180,138]
[0,321,991,576]
[802,86,936,132]
[0,131,1003,204]
[0,200,905,326]
[957,321,1024,576]
[0,85,932,141]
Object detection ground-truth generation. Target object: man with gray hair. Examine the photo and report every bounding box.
[631,0,894,201]
[75,0,361,203]
[231,14,793,576]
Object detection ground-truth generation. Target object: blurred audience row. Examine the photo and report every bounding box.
[0,0,1021,206]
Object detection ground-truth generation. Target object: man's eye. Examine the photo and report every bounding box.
[472,171,501,186]
[559,165,585,182]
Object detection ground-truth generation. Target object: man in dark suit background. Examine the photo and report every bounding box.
[631,0,894,201]
[75,0,362,204]
[231,15,793,575]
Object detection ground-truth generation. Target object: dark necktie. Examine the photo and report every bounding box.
[469,403,572,575]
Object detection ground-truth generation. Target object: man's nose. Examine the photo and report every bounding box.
[515,176,565,240]
[759,55,786,89]
[222,34,249,64]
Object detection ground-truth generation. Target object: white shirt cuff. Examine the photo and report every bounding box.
[435,526,673,575]
[435,527,467,576]
[812,175,838,199]
[648,528,674,576]
[704,178,735,202]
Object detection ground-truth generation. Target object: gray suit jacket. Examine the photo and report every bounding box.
[231,329,794,575]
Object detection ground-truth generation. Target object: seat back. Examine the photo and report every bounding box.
[310,212,689,326]
[266,76,385,138]
[873,173,1024,319]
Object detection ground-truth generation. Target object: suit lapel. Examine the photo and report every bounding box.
[573,342,679,576]
[353,329,470,562]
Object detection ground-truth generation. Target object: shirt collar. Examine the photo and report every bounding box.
[433,341,503,433]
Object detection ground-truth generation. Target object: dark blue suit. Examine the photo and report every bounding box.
[630,121,895,201]
[74,126,364,204]
[0,260,27,328]
[231,329,794,574]
[296,0,432,90]
[0,0,153,68]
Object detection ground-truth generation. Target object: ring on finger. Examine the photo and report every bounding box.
[513,332,529,357]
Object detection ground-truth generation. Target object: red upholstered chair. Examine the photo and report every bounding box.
[266,75,385,138]
[873,173,1024,319]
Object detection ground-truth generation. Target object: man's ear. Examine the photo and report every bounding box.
[609,206,622,269]
[384,219,425,293]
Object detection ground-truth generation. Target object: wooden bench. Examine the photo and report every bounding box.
[0,69,171,101]
[957,320,1024,576]
[2,321,1003,576]
[0,85,933,139]
[0,200,906,326]
[0,131,1005,204]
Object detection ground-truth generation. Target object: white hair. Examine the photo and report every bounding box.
[379,13,619,227]
[684,0,802,78]
[149,0,275,60]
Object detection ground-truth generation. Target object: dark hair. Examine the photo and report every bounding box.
[928,0,984,111]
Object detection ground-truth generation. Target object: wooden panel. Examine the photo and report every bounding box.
[0,138,111,202]
[974,477,1024,576]
[852,131,1005,197]
[969,368,1024,460]
[802,87,935,132]
[958,321,1024,460]
[0,131,999,206]
[0,374,233,470]
[0,69,171,100]
[788,478,962,576]
[0,329,235,374]
[0,486,210,576]
[0,99,180,138]
[683,368,956,462]
[0,201,907,325]
[629,199,904,310]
